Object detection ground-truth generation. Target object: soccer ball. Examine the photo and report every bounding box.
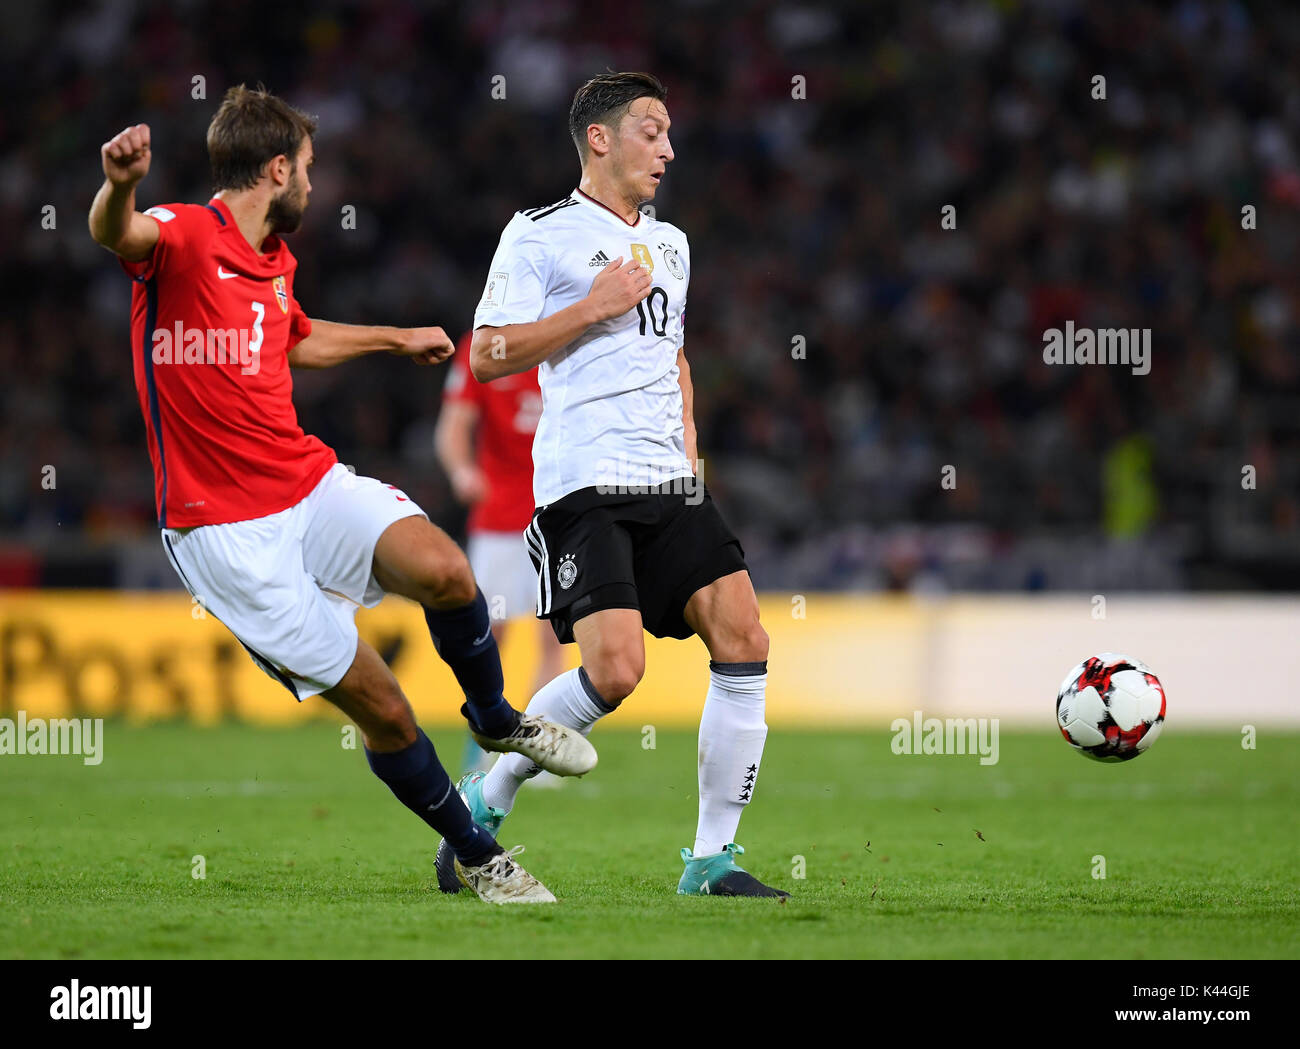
[1055,653,1167,762]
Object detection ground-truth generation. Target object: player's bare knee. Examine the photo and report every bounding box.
[440,556,478,608]
[710,616,768,665]
[345,670,416,744]
[741,620,769,663]
[369,690,417,748]
[423,549,476,609]
[587,656,644,705]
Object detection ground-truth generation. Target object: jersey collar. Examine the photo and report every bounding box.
[573,188,644,229]
[206,197,289,273]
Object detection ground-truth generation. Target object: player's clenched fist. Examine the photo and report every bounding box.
[102,124,152,186]
[393,326,456,365]
[585,256,653,322]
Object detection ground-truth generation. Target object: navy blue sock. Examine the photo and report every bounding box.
[423,589,518,738]
[365,729,502,866]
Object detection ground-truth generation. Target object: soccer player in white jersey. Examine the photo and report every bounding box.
[435,72,787,897]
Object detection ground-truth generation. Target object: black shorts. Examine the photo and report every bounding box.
[525,481,748,643]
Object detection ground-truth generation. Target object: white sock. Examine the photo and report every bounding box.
[481,667,613,813]
[694,661,768,856]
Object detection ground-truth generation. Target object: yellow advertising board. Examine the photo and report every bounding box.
[0,591,923,727]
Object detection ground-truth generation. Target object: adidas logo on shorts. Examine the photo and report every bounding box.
[588,250,611,267]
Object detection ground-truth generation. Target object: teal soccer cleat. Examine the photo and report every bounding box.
[436,771,507,894]
[677,842,790,898]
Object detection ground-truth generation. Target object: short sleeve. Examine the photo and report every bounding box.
[117,203,200,282]
[442,332,485,409]
[287,294,312,350]
[473,217,552,329]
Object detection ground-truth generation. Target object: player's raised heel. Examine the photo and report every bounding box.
[677,842,790,898]
[455,845,556,904]
[470,712,597,777]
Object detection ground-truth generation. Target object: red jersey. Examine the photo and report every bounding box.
[121,199,336,527]
[442,332,540,533]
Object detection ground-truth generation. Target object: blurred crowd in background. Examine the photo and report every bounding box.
[3,0,1298,591]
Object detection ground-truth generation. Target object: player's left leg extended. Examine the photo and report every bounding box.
[678,569,788,897]
[323,638,555,904]
[371,516,596,777]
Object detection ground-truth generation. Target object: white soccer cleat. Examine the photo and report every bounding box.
[470,713,597,777]
[454,845,557,904]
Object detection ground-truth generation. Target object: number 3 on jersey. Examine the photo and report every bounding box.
[249,301,265,356]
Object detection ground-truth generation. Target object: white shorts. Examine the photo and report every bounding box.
[161,463,424,699]
[468,530,537,623]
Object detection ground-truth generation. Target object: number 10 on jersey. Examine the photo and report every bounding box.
[636,287,670,337]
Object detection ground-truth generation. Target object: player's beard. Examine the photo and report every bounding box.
[267,172,307,235]
[610,144,651,206]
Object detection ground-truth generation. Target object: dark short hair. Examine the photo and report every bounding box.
[568,72,667,161]
[207,84,317,192]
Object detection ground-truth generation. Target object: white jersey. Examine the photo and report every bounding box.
[474,189,694,507]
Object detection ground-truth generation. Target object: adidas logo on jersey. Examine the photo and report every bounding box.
[588,250,611,268]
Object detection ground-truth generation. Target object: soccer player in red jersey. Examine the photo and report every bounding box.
[436,333,565,773]
[87,85,594,903]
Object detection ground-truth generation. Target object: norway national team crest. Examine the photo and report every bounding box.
[557,553,578,590]
[660,243,684,280]
[630,243,654,276]
[272,275,288,313]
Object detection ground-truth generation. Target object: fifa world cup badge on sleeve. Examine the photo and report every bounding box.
[273,275,288,313]
[482,271,508,307]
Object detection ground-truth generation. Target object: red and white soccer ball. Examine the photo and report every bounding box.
[1056,653,1167,762]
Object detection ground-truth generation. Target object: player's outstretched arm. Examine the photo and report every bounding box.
[470,255,651,382]
[288,320,455,369]
[89,124,161,262]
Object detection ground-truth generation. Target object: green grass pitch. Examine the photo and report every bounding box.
[1,722,1296,959]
